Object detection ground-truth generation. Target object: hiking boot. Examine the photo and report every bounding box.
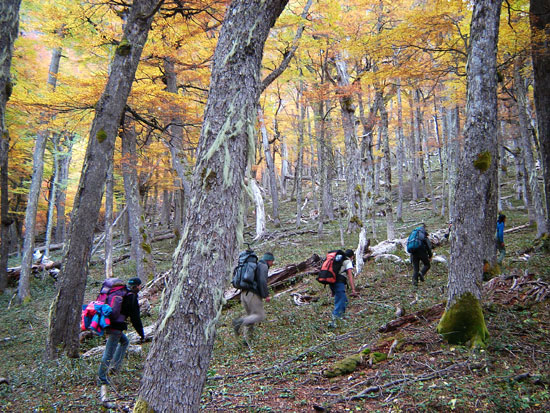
[232,319,242,337]
[328,320,336,329]
[419,274,425,282]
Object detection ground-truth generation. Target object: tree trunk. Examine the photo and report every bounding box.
[54,134,74,244]
[409,93,420,201]
[18,129,48,303]
[121,119,155,282]
[395,83,405,223]
[45,0,160,360]
[250,178,266,239]
[104,160,114,278]
[42,47,62,261]
[335,58,362,232]
[295,83,305,227]
[378,89,395,240]
[163,56,191,234]
[258,107,281,227]
[314,100,334,227]
[0,0,21,293]
[514,57,548,236]
[135,1,288,410]
[530,0,550,231]
[357,87,379,236]
[437,0,502,347]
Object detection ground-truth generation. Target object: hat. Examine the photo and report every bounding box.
[345,249,355,258]
[128,277,142,286]
[262,252,275,261]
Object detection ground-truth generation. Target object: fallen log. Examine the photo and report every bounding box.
[6,260,61,281]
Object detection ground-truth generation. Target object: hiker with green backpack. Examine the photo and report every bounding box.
[406,223,433,287]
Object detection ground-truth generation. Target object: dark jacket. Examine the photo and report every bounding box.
[110,289,145,339]
[413,227,432,258]
[253,260,270,299]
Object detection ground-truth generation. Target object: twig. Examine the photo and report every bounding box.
[346,361,467,401]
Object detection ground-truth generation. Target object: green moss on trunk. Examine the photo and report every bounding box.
[133,398,155,412]
[437,292,489,348]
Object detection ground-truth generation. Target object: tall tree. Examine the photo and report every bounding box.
[437,0,502,347]
[45,0,163,359]
[121,118,155,281]
[530,0,550,231]
[18,42,62,302]
[0,0,22,293]
[135,0,288,410]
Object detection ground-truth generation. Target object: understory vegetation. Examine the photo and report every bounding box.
[0,177,549,412]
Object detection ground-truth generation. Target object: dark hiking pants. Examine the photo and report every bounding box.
[411,248,431,285]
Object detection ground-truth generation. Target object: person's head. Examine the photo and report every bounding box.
[345,249,355,259]
[262,252,275,267]
[498,214,506,223]
[127,277,142,293]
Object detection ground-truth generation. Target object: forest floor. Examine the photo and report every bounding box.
[1,187,550,412]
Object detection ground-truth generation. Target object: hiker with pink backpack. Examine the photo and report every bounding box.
[96,277,145,385]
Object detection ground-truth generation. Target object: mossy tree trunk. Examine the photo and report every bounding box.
[135,1,288,411]
[45,0,161,360]
[530,0,550,232]
[378,88,395,240]
[437,0,502,347]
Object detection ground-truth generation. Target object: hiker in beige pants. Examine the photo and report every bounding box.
[233,253,274,342]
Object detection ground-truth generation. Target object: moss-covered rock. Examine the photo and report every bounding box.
[437,292,489,348]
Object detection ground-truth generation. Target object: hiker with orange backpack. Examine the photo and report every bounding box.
[327,249,357,328]
[97,277,145,386]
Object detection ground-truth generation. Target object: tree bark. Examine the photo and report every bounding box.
[135,1,288,410]
[54,134,74,244]
[395,82,405,223]
[335,58,362,232]
[0,0,21,293]
[104,160,114,278]
[514,57,548,236]
[163,56,191,233]
[377,88,395,240]
[530,0,550,231]
[45,0,161,360]
[437,0,502,347]
[121,118,155,281]
[258,107,280,227]
[18,129,48,303]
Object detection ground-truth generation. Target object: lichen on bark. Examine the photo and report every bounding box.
[436,292,489,348]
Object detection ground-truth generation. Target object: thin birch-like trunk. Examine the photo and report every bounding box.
[514,58,548,236]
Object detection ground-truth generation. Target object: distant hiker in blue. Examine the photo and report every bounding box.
[98,277,144,386]
[496,214,506,265]
[407,223,432,287]
[328,249,357,328]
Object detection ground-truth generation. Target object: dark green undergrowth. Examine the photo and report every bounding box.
[1,181,549,412]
